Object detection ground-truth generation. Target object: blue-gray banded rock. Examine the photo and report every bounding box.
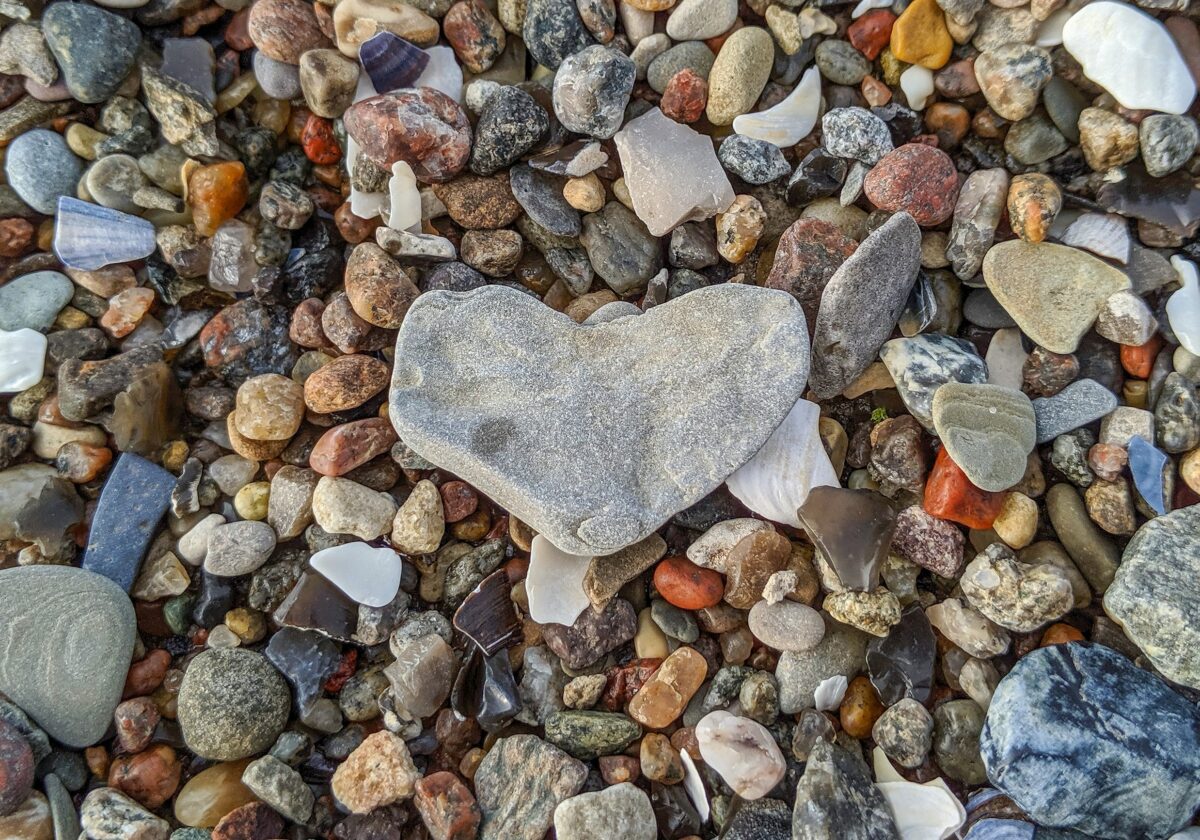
[0,566,136,748]
[980,642,1200,839]
[387,283,810,555]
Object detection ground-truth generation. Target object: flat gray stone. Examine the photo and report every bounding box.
[931,382,1036,492]
[809,212,921,399]
[1104,505,1200,690]
[389,284,810,555]
[0,566,136,748]
[0,270,75,333]
[1031,378,1119,444]
[880,334,987,431]
[3,130,82,216]
[776,614,868,713]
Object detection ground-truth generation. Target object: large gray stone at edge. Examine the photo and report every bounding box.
[1103,504,1200,690]
[0,566,136,748]
[809,211,921,399]
[981,643,1200,839]
[389,284,810,555]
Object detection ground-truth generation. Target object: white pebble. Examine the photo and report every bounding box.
[0,328,46,393]
[899,65,934,110]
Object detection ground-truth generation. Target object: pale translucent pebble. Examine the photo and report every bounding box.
[814,674,848,711]
[985,328,1027,390]
[1062,1,1196,114]
[527,535,592,626]
[613,107,735,237]
[733,65,820,148]
[413,46,463,102]
[873,749,966,840]
[696,710,787,800]
[725,399,839,528]
[1168,257,1200,355]
[386,161,422,231]
[685,518,771,573]
[925,597,1010,658]
[899,65,934,110]
[959,657,999,711]
[0,328,47,393]
[208,219,259,293]
[1061,213,1130,264]
[207,624,241,649]
[53,197,156,270]
[1034,7,1070,47]
[851,0,891,17]
[680,749,710,822]
[618,1,656,44]
[310,542,403,607]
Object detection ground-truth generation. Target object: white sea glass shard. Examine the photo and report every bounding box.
[680,748,710,822]
[310,542,403,607]
[814,674,848,711]
[733,65,821,148]
[1168,256,1200,355]
[873,749,967,840]
[0,328,47,393]
[899,65,934,110]
[527,535,592,626]
[386,161,423,231]
[726,399,839,528]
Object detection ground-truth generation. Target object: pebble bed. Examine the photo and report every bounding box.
[0,0,1198,838]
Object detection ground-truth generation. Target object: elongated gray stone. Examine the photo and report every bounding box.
[389,284,810,555]
[0,566,136,748]
[1032,378,1119,444]
[809,212,921,399]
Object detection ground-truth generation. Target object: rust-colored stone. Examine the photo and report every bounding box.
[188,162,249,237]
[344,89,472,183]
[303,354,390,413]
[413,771,482,840]
[108,745,181,811]
[653,556,725,610]
[661,69,708,124]
[923,446,1005,529]
[309,417,398,476]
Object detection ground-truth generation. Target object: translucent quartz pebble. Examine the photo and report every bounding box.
[1060,213,1130,264]
[0,328,47,393]
[386,161,422,231]
[309,542,403,607]
[53,197,155,270]
[873,748,966,840]
[925,596,1010,658]
[797,486,897,591]
[208,219,259,294]
[613,107,734,236]
[1127,436,1168,516]
[1062,1,1196,114]
[725,399,838,528]
[695,710,786,800]
[1035,7,1071,47]
[161,37,216,103]
[527,535,591,627]
[732,65,820,148]
[1168,257,1200,355]
[359,32,429,93]
[899,65,934,110]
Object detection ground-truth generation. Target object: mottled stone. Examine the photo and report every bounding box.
[475,735,587,840]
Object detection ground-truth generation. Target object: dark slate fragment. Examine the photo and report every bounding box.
[981,643,1200,839]
[265,627,340,715]
[453,569,522,657]
[792,739,901,840]
[522,0,595,70]
[470,86,550,176]
[866,604,936,705]
[452,645,522,730]
[509,163,581,238]
[273,572,359,642]
[82,453,175,592]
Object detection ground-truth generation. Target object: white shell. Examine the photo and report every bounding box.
[52,197,156,271]
[386,161,422,231]
[732,65,821,148]
[1060,212,1130,264]
[1062,1,1196,114]
[413,45,463,102]
[873,749,967,840]
[1169,256,1200,356]
[0,328,47,393]
[725,398,839,528]
[310,542,403,607]
[899,65,934,110]
[679,749,710,823]
[814,674,848,711]
[527,535,591,626]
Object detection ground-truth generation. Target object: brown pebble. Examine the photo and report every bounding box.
[303,354,391,413]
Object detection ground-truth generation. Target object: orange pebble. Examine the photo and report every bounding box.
[924,446,1006,530]
[302,113,342,165]
[1120,334,1163,379]
[653,555,725,610]
[839,676,885,739]
[187,161,248,237]
[1040,623,1085,647]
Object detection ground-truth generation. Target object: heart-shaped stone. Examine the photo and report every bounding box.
[389,284,810,554]
[0,566,136,748]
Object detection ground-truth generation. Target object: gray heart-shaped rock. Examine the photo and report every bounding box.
[389,285,810,554]
[0,566,136,747]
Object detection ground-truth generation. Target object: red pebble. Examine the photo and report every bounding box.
[439,480,479,523]
[413,771,482,840]
[923,446,1006,529]
[863,143,960,226]
[653,555,725,610]
[123,649,172,699]
[1120,334,1163,378]
[661,68,708,124]
[600,658,663,711]
[114,697,160,754]
[324,649,358,693]
[302,113,342,165]
[0,719,33,816]
[848,9,896,60]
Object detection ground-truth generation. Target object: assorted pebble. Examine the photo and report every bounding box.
[0,0,1199,837]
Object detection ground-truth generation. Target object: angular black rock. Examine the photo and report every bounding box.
[82,453,176,591]
[265,627,341,715]
[866,604,936,705]
[273,572,358,642]
[452,569,522,657]
[451,645,522,731]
